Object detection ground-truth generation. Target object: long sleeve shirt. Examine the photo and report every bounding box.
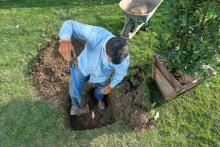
[59,20,130,88]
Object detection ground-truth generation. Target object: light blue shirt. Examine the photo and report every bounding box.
[59,20,130,88]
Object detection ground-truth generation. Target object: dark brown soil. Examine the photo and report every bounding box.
[69,85,115,130]
[31,36,153,131]
[108,73,154,131]
[172,71,193,87]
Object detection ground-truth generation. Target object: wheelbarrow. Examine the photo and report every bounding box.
[119,0,163,39]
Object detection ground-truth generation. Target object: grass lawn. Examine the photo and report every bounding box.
[0,0,219,146]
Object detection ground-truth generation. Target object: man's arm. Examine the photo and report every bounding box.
[59,20,93,41]
[102,55,130,94]
[58,20,93,60]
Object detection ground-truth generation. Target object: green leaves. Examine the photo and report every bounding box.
[155,0,220,79]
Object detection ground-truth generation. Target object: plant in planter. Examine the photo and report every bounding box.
[152,0,219,100]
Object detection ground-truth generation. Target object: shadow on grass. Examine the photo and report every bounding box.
[0,97,68,146]
[0,97,132,146]
[136,62,166,108]
[75,120,133,145]
[0,0,119,9]
[146,77,165,107]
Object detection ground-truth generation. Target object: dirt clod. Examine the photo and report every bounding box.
[31,36,153,131]
[130,111,149,131]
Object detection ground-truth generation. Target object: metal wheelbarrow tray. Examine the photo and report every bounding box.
[119,0,163,39]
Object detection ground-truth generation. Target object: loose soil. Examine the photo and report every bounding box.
[172,71,193,87]
[31,35,153,131]
[128,4,148,15]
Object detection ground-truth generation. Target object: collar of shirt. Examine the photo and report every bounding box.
[101,36,125,69]
[101,47,124,69]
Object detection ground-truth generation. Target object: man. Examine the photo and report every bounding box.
[58,20,130,115]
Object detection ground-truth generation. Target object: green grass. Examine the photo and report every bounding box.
[0,0,219,146]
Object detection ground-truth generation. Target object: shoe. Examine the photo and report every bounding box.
[70,106,79,115]
[77,104,89,115]
[98,100,105,110]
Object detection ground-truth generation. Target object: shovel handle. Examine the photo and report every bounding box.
[68,60,80,107]
[68,61,80,96]
[67,60,72,68]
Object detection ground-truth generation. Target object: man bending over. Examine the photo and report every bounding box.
[58,20,130,115]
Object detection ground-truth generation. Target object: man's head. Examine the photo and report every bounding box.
[106,37,129,65]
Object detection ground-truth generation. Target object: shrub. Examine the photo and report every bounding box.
[155,0,219,80]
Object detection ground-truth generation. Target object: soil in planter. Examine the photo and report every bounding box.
[30,35,153,131]
[172,71,193,87]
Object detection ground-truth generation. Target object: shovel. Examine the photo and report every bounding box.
[68,50,89,116]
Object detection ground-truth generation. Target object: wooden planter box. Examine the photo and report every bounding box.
[151,55,200,100]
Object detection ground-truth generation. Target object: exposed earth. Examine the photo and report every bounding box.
[31,36,153,131]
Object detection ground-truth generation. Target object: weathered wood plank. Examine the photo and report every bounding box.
[152,55,200,100]
[154,55,181,90]
[155,67,175,100]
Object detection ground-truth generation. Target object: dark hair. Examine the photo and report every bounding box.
[106,37,129,64]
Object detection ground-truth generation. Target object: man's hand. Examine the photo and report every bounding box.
[59,40,73,61]
[102,85,113,95]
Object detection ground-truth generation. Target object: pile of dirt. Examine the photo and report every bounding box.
[108,69,154,131]
[128,4,148,15]
[31,36,153,131]
[31,36,68,107]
